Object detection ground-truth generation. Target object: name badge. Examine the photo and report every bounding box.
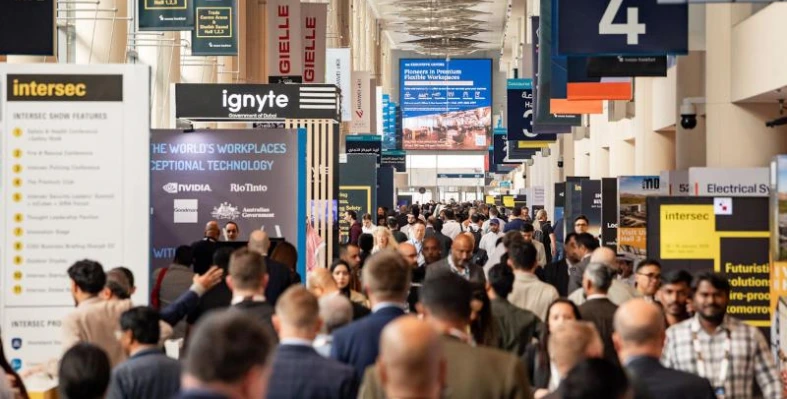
[714,387,726,399]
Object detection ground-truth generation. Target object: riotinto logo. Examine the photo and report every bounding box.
[222,89,289,113]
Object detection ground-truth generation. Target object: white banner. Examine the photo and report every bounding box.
[659,170,690,196]
[689,167,770,197]
[0,64,151,369]
[266,0,303,80]
[301,3,327,84]
[326,48,351,122]
[351,71,371,132]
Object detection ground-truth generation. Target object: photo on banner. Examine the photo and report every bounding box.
[138,0,194,31]
[191,0,238,56]
[556,0,688,56]
[771,156,787,354]
[400,59,493,150]
[618,175,660,261]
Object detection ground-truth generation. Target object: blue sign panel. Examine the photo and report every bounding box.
[400,59,493,151]
[508,79,558,142]
[556,0,688,56]
[494,128,538,165]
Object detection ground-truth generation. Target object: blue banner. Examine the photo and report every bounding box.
[400,59,492,150]
[556,0,688,56]
[508,79,558,141]
[494,128,539,165]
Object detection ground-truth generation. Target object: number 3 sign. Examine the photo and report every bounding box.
[556,0,688,56]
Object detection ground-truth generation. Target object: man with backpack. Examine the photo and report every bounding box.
[533,209,556,264]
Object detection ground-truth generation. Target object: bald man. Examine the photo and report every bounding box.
[247,230,294,306]
[191,220,221,274]
[373,316,445,399]
[568,247,637,306]
[425,233,486,284]
[540,321,604,396]
[613,299,715,399]
[309,268,370,321]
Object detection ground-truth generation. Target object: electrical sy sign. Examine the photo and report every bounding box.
[556,0,688,56]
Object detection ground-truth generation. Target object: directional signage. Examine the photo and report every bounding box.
[507,79,557,142]
[556,0,688,56]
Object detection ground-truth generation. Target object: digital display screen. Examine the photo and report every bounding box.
[400,59,492,151]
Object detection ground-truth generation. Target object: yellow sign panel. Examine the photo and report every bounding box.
[660,205,717,259]
[503,196,515,208]
[516,141,553,149]
[485,195,495,205]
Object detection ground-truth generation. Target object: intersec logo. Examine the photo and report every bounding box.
[163,182,212,194]
[174,199,199,224]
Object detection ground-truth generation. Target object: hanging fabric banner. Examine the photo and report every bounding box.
[301,3,327,83]
[191,0,238,56]
[267,0,304,81]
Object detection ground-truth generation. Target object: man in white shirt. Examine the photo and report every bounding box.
[479,219,503,255]
[441,209,462,240]
[507,241,559,321]
[521,223,547,268]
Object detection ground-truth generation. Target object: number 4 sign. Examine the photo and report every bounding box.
[556,0,688,56]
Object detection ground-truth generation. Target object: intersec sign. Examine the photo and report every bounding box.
[175,83,340,121]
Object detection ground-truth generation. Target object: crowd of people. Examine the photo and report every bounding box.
[5,200,787,399]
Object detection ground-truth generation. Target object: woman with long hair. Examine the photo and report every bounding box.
[470,283,500,348]
[522,298,582,397]
[330,259,369,308]
[372,226,398,254]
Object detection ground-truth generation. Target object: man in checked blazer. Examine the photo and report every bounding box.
[267,286,358,399]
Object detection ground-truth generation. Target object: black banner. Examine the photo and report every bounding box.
[586,56,668,78]
[191,0,237,56]
[339,154,377,243]
[377,167,395,213]
[346,135,381,164]
[138,0,194,31]
[601,177,618,250]
[554,182,566,243]
[581,180,602,237]
[565,177,588,232]
[0,0,54,55]
[175,83,340,121]
[381,150,406,172]
[7,75,123,102]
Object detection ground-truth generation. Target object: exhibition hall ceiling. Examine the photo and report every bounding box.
[371,0,510,55]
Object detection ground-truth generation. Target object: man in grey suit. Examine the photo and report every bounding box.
[107,307,181,399]
[425,234,486,285]
[567,233,598,294]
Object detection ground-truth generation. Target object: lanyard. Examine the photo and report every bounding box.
[691,321,732,396]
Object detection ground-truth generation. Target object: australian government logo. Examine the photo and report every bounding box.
[212,202,241,220]
[212,202,274,220]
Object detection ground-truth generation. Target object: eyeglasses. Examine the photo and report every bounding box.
[637,272,661,281]
[575,222,588,227]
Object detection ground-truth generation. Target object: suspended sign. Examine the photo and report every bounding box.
[301,3,327,83]
[556,0,688,56]
[191,0,238,56]
[138,0,194,31]
[0,0,55,55]
[266,0,304,81]
[530,16,573,134]
[508,79,556,142]
[350,71,372,133]
[584,56,668,77]
[566,58,633,101]
[325,48,352,122]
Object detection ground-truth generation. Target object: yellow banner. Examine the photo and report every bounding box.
[503,195,515,208]
[485,195,495,205]
[660,205,716,259]
[516,141,553,149]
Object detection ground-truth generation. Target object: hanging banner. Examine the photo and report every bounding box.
[346,134,382,165]
[174,83,340,121]
[531,17,573,134]
[0,65,150,370]
[382,95,398,150]
[549,50,604,114]
[488,146,516,174]
[0,0,55,55]
[536,0,582,124]
[138,0,194,31]
[493,129,541,164]
[554,182,566,243]
[585,56,668,77]
[567,58,633,101]
[601,177,618,250]
[648,197,770,328]
[556,0,688,56]
[618,175,660,261]
[339,154,377,243]
[191,0,237,56]
[381,150,406,173]
[565,177,588,234]
[507,79,557,142]
[301,3,327,84]
[350,71,372,133]
[581,180,602,238]
[267,0,303,81]
[326,48,351,122]
[688,167,769,197]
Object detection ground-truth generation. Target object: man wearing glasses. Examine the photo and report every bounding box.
[574,215,590,234]
[634,259,662,303]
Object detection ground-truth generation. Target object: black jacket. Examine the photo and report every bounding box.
[541,259,570,297]
[579,298,619,366]
[626,356,715,399]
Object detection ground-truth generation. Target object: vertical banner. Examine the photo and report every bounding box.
[554,182,566,244]
[191,0,238,56]
[326,48,351,122]
[301,3,327,84]
[0,0,55,55]
[350,71,372,133]
[266,0,303,81]
[346,134,382,165]
[618,176,660,261]
[377,167,395,213]
[565,177,588,233]
[0,65,150,369]
[771,157,787,354]
[581,180,602,237]
[138,0,194,31]
[601,177,618,250]
[339,154,377,243]
[507,79,557,142]
[381,150,406,172]
[530,16,572,134]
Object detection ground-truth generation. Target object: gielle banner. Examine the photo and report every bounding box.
[301,3,327,84]
[266,0,303,81]
[138,0,194,31]
[150,129,307,273]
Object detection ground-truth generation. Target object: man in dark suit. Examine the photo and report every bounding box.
[578,262,619,366]
[107,307,181,399]
[614,299,715,399]
[539,233,578,296]
[191,220,220,275]
[175,311,275,399]
[425,234,486,285]
[427,219,453,257]
[249,230,293,306]
[225,248,278,343]
[487,264,541,357]
[567,233,598,294]
[330,251,410,377]
[268,286,358,399]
